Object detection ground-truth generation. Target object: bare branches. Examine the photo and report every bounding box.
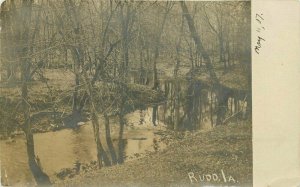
[0,1,251,173]
[203,5,218,35]
[180,1,219,85]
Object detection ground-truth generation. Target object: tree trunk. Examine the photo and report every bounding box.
[26,133,51,186]
[210,89,214,127]
[180,1,219,85]
[174,85,180,130]
[219,35,226,71]
[181,1,226,126]
[152,3,171,90]
[226,39,231,68]
[120,4,130,79]
[216,88,229,126]
[19,0,51,185]
[82,70,110,168]
[72,71,80,113]
[139,49,144,84]
[21,49,51,187]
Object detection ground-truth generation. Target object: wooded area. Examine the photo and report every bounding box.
[0,0,251,186]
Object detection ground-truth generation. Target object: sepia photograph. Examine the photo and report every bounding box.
[0,0,252,186]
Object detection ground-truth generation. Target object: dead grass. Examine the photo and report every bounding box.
[55,121,252,187]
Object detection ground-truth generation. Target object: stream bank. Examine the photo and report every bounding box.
[54,121,252,187]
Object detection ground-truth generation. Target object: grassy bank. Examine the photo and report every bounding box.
[55,121,252,187]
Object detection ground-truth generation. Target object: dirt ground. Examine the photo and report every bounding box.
[54,121,252,187]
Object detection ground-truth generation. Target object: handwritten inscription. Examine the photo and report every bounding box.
[254,13,266,55]
[188,170,238,184]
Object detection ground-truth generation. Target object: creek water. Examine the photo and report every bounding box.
[1,79,249,186]
[0,108,167,186]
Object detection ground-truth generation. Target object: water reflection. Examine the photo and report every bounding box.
[1,79,250,186]
[158,79,250,130]
[0,108,167,186]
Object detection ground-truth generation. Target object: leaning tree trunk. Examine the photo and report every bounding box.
[19,0,51,185]
[180,2,218,87]
[22,78,51,185]
[180,1,226,126]
[81,70,111,168]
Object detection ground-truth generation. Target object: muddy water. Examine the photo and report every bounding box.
[1,78,250,186]
[0,108,167,186]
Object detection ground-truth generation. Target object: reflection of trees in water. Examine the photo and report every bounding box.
[104,114,117,165]
[153,138,159,152]
[71,127,93,162]
[152,105,158,126]
[160,80,251,130]
[99,140,111,167]
[132,75,250,130]
[26,136,51,185]
[127,68,251,130]
[118,114,126,164]
[139,109,146,125]
[1,0,251,184]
